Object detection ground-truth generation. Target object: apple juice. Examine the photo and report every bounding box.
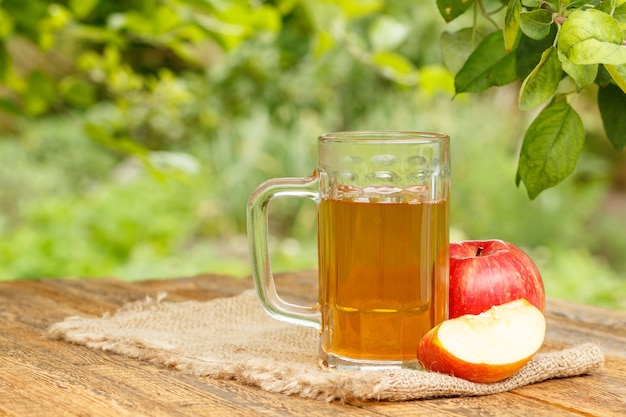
[318,194,449,364]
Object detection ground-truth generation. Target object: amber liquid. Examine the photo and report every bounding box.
[318,197,449,364]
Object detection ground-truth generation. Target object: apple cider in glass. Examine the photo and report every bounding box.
[318,187,449,365]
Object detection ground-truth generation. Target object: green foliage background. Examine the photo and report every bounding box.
[0,0,624,309]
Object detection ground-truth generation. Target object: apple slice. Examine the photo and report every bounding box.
[417,299,546,383]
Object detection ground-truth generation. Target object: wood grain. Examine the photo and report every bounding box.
[1,271,624,416]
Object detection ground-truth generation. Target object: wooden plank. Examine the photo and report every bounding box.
[546,297,626,358]
[135,271,318,303]
[1,273,625,417]
[0,279,393,417]
[0,292,380,416]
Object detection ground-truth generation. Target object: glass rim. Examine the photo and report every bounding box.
[319,130,449,143]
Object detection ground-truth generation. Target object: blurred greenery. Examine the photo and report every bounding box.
[0,0,624,310]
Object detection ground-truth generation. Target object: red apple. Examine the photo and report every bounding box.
[417,299,546,383]
[449,239,545,319]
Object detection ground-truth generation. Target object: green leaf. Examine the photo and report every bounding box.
[519,46,562,110]
[371,51,416,74]
[334,0,383,18]
[0,0,48,39]
[598,83,626,150]
[516,101,585,199]
[177,0,216,13]
[561,57,598,91]
[70,0,99,19]
[522,0,542,7]
[615,3,626,30]
[516,26,558,80]
[23,70,57,116]
[440,28,485,74]
[504,0,522,51]
[123,6,181,36]
[249,5,281,33]
[455,30,517,94]
[519,9,553,40]
[566,0,596,8]
[277,0,298,14]
[604,63,626,92]
[545,0,559,11]
[371,51,418,84]
[558,9,626,65]
[569,38,626,65]
[436,0,475,22]
[597,0,626,30]
[312,30,335,57]
[59,76,97,108]
[0,8,14,39]
[490,51,518,86]
[595,64,615,86]
[419,64,455,95]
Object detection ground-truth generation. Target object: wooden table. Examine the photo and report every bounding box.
[1,271,625,416]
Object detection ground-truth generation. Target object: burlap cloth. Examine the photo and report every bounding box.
[46,290,604,403]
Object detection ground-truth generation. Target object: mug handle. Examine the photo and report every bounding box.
[246,172,321,329]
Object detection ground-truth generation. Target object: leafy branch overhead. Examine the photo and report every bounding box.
[438,0,626,199]
[0,1,623,200]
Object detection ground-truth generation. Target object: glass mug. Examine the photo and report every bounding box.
[247,131,450,370]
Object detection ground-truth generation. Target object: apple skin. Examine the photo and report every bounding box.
[449,239,545,319]
[417,299,546,383]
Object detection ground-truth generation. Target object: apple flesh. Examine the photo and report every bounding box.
[417,299,546,383]
[449,239,545,319]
